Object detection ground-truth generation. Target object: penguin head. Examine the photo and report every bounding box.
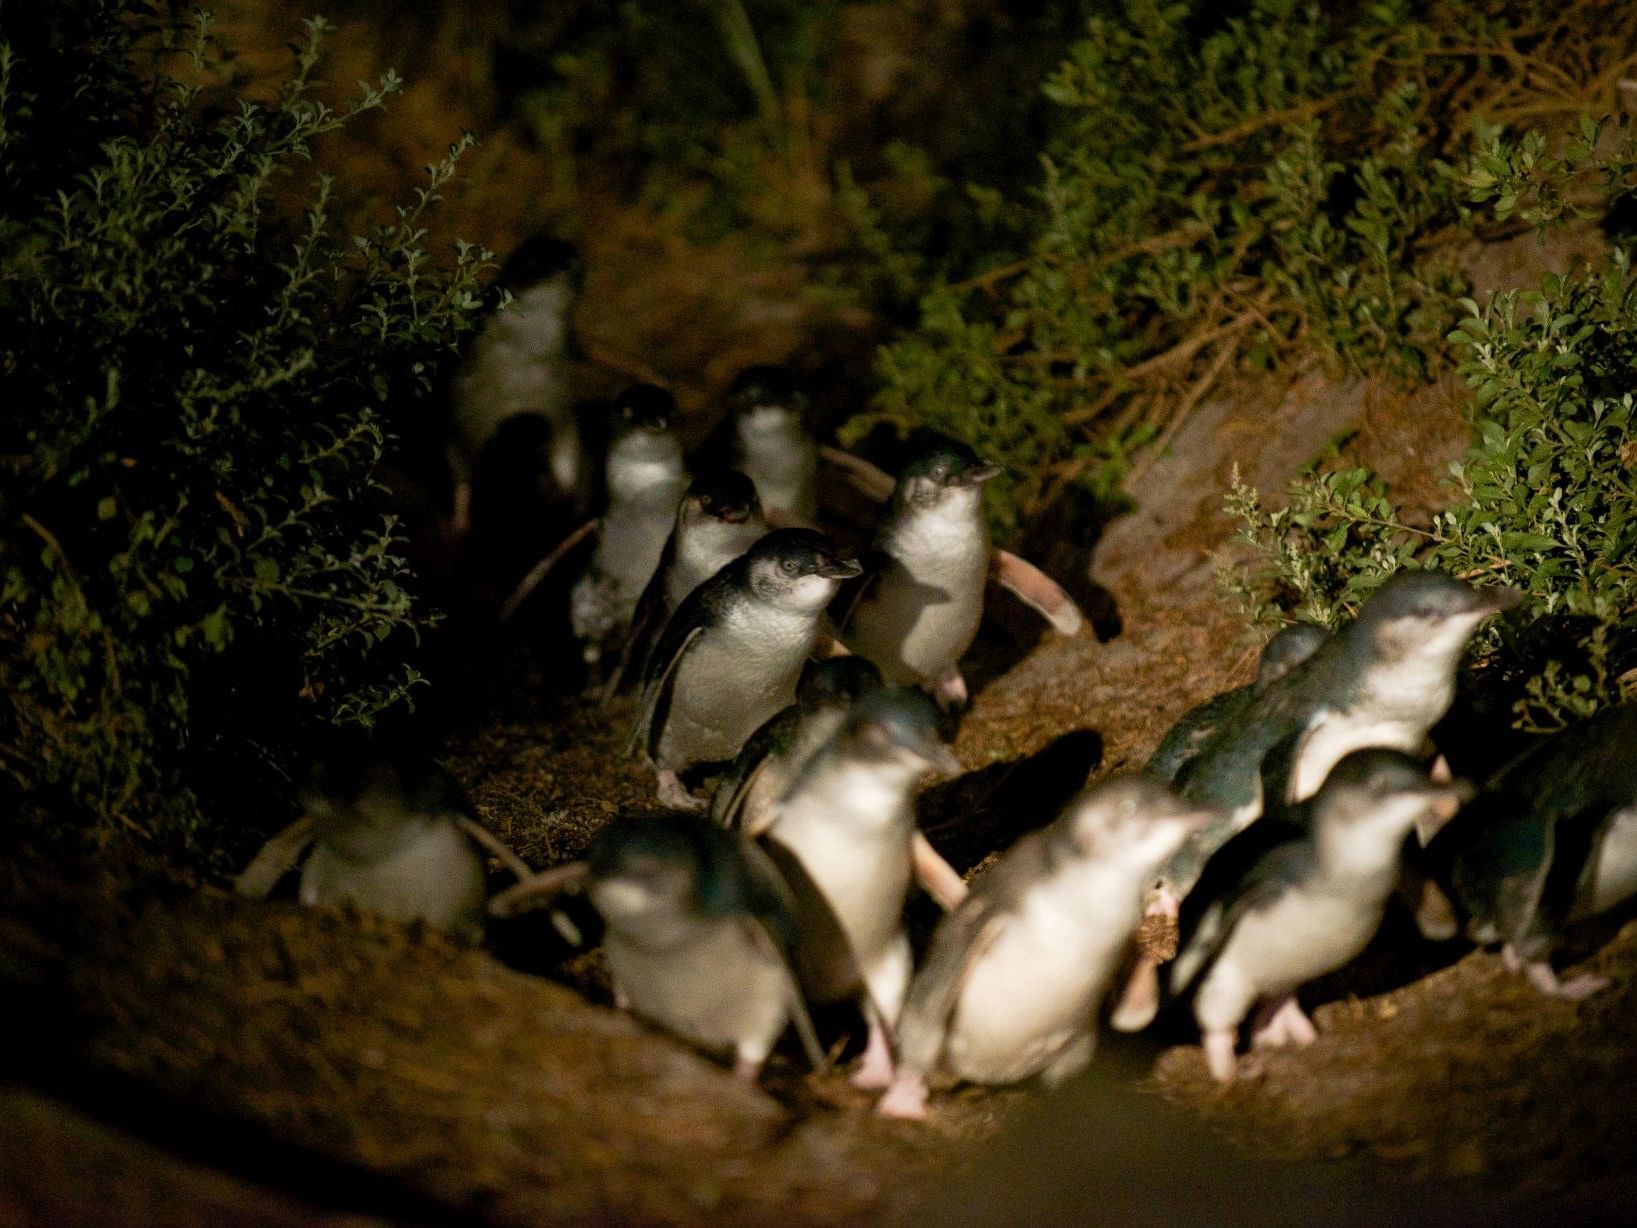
[728,364,807,435]
[744,528,861,611]
[796,655,883,710]
[834,687,962,777]
[679,469,762,529]
[607,384,684,479]
[586,813,767,938]
[1356,570,1521,664]
[299,745,461,843]
[1254,622,1328,689]
[1058,773,1216,866]
[895,438,1002,511]
[494,234,581,296]
[1313,749,1473,850]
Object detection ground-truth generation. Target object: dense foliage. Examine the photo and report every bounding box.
[843,0,1637,535]
[0,2,487,845]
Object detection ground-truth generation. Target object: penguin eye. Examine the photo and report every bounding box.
[781,558,800,575]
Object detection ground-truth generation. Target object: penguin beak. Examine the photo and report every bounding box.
[952,463,1002,487]
[817,555,863,579]
[1412,779,1474,846]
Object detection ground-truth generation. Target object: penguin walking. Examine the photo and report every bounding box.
[710,655,883,832]
[567,384,690,666]
[836,439,1000,708]
[756,688,963,1089]
[1437,702,1637,998]
[490,813,824,1080]
[236,753,530,944]
[448,235,581,531]
[835,437,1088,710]
[1172,749,1468,1082]
[1146,622,1329,783]
[875,775,1212,1119]
[1112,572,1516,1033]
[725,365,819,523]
[632,529,861,809]
[610,469,767,696]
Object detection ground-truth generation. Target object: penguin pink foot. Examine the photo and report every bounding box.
[1249,995,1317,1049]
[876,1071,930,1120]
[851,1017,897,1090]
[656,769,705,812]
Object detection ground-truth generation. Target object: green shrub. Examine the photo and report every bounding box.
[842,0,1637,536]
[1226,248,1637,730]
[1,3,487,846]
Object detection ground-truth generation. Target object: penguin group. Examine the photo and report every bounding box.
[238,232,1637,1123]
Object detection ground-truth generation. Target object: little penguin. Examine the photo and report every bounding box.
[611,469,767,696]
[1112,572,1516,1033]
[569,384,690,667]
[756,687,964,1089]
[710,654,884,832]
[448,235,582,531]
[835,438,1001,708]
[1171,749,1468,1083]
[725,364,819,522]
[492,812,824,1080]
[875,774,1213,1119]
[1146,622,1329,783]
[1435,702,1637,999]
[235,753,529,944]
[1163,571,1517,908]
[632,528,862,809]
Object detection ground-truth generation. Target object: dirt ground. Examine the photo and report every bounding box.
[6,11,1637,1224]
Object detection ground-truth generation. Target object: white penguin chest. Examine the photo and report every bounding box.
[606,917,789,1056]
[852,515,988,684]
[1291,686,1448,801]
[1215,884,1385,995]
[772,786,914,956]
[945,886,1130,1083]
[300,821,485,940]
[660,606,816,764]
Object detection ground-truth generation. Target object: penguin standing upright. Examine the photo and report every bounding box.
[1172,749,1468,1082]
[876,774,1211,1119]
[236,752,528,944]
[570,384,690,667]
[1111,571,1517,1034]
[448,235,582,531]
[611,469,767,695]
[725,365,819,523]
[836,439,1001,709]
[491,813,824,1080]
[756,688,963,1089]
[632,529,861,809]
[1436,702,1637,998]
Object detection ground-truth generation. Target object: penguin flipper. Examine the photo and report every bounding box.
[453,815,534,882]
[818,444,896,503]
[737,837,830,1071]
[1172,830,1308,993]
[989,549,1084,636]
[895,898,1007,1077]
[632,622,706,761]
[911,831,968,911]
[235,817,315,898]
[486,861,591,919]
[711,709,791,830]
[499,516,599,622]
[606,543,674,701]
